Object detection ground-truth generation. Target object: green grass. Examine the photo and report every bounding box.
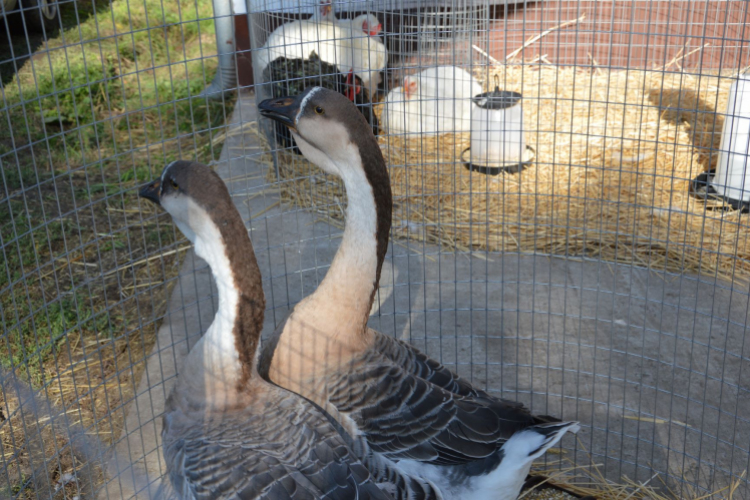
[0,0,235,452]
[0,0,232,168]
[0,0,233,490]
[0,0,238,492]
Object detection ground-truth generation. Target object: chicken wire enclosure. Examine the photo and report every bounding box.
[2,0,750,499]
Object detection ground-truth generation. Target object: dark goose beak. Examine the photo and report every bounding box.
[139,180,161,205]
[258,95,300,131]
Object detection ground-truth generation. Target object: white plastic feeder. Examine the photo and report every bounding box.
[461,81,534,175]
[691,70,750,211]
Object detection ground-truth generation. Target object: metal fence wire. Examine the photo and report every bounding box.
[2,0,750,498]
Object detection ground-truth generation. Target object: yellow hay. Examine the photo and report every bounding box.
[267,64,750,283]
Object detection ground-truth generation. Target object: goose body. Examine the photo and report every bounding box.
[258,88,580,500]
[141,161,424,500]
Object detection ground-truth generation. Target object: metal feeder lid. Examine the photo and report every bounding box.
[472,76,522,110]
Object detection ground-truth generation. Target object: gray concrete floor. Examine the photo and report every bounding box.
[104,92,750,499]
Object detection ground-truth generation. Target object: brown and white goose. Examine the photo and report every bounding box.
[139,160,432,500]
[258,88,580,500]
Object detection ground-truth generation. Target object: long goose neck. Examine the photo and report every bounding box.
[305,142,392,333]
[192,206,265,388]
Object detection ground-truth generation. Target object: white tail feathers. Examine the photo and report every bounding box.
[503,421,580,462]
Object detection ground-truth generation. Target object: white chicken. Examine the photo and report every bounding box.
[383,84,444,135]
[383,65,482,135]
[334,13,387,96]
[256,2,387,99]
[254,1,336,76]
[339,13,381,36]
[343,14,388,95]
[412,65,482,101]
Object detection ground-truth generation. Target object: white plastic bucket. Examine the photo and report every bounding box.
[470,90,525,166]
[712,70,750,202]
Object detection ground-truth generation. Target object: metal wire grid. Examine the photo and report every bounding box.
[1,0,750,498]
[0,0,239,493]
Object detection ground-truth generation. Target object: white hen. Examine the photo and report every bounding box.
[256,3,387,99]
[382,84,431,135]
[383,66,482,135]
[335,14,387,96]
[254,2,336,76]
[412,65,482,100]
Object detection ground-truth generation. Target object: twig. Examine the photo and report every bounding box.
[252,200,281,219]
[38,254,84,280]
[103,245,191,277]
[472,44,501,66]
[212,123,261,147]
[692,484,730,500]
[661,43,710,71]
[621,472,659,500]
[624,415,690,428]
[729,470,747,499]
[120,282,162,292]
[664,44,686,70]
[506,14,586,62]
[528,53,548,65]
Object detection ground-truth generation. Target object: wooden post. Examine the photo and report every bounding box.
[234,13,254,88]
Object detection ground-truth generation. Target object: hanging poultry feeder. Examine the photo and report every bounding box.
[462,78,534,175]
[690,69,750,212]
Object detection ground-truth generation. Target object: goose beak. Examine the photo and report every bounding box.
[259,96,300,132]
[139,180,161,206]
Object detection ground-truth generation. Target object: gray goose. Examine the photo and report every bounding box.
[258,88,580,500]
[139,161,429,500]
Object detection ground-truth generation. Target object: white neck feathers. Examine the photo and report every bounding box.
[165,196,244,393]
[294,140,380,334]
[194,229,242,379]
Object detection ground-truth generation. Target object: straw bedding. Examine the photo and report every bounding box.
[267,64,750,283]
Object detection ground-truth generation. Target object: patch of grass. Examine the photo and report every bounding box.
[0,0,236,494]
[0,0,232,169]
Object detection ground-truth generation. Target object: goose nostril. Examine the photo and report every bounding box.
[274,98,295,107]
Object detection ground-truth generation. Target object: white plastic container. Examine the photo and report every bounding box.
[462,88,531,175]
[711,70,750,203]
[471,90,524,162]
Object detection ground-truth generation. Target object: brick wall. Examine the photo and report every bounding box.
[485,1,750,70]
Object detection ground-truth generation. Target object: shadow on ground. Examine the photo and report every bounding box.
[0,0,109,86]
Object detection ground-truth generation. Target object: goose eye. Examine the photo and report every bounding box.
[171,179,179,190]
[315,106,324,115]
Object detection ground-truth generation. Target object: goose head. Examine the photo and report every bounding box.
[258,87,385,181]
[259,87,392,310]
[139,161,237,251]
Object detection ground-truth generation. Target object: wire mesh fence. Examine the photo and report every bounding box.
[1,0,750,498]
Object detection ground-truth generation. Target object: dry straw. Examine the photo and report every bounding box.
[265,63,750,283]
[521,440,748,500]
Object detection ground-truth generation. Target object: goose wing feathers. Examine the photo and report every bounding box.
[326,331,541,467]
[371,331,555,423]
[161,390,392,500]
[370,332,492,399]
